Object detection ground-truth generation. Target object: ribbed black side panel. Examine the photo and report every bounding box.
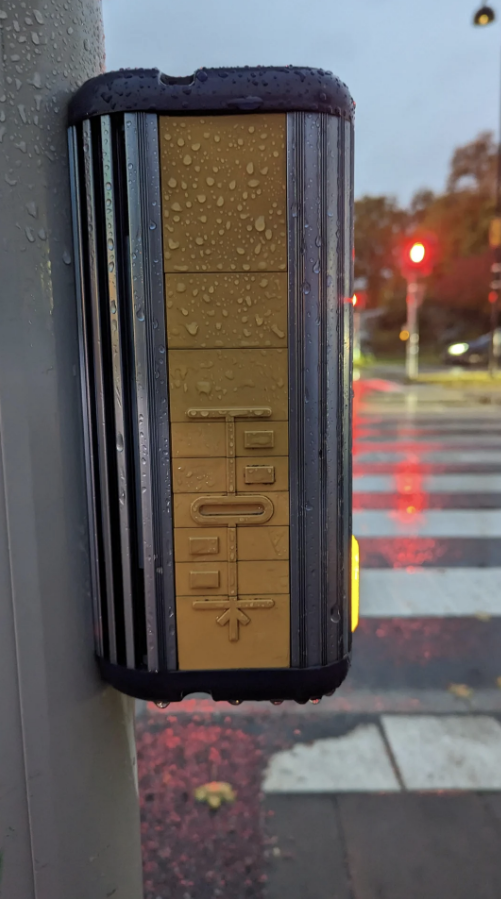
[288,113,353,669]
[70,115,176,672]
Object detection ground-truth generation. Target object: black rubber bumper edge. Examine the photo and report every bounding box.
[98,655,351,704]
[68,66,355,125]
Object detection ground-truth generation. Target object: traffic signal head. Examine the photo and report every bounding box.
[409,242,425,264]
[400,234,437,279]
[352,290,367,309]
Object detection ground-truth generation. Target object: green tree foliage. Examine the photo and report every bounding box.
[354,195,408,308]
[446,131,497,197]
[355,131,496,321]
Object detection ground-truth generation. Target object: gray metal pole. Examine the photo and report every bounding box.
[0,4,143,898]
[405,280,421,381]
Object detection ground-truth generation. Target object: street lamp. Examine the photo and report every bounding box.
[473,5,496,25]
[473,3,500,376]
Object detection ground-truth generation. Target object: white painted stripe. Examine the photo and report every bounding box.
[381,715,501,790]
[262,724,401,793]
[356,431,501,454]
[356,450,501,464]
[360,416,500,426]
[359,423,501,433]
[354,509,501,537]
[354,474,501,493]
[360,568,501,617]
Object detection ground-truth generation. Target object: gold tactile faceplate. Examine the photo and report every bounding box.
[165,273,287,349]
[161,113,290,671]
[160,114,287,274]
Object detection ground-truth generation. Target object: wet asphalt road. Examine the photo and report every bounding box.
[138,371,501,899]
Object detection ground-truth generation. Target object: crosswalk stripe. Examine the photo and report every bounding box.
[353,463,501,475]
[354,493,501,510]
[357,423,501,434]
[262,724,401,793]
[360,536,501,568]
[354,509,501,537]
[360,568,501,617]
[258,403,501,798]
[381,715,501,790]
[356,437,501,448]
[356,450,501,464]
[354,474,501,492]
[262,716,501,792]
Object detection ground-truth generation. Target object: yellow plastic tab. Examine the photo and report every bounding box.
[160,114,287,273]
[165,273,287,349]
[351,535,360,631]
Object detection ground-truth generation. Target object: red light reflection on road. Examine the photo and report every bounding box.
[394,456,428,518]
[379,537,447,569]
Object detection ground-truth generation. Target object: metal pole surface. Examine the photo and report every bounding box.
[405,280,420,380]
[0,3,143,898]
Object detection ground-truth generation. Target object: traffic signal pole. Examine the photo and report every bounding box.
[405,280,423,380]
[0,4,143,898]
[400,238,434,381]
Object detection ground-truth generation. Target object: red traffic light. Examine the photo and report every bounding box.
[400,234,437,278]
[409,242,426,264]
[352,290,367,310]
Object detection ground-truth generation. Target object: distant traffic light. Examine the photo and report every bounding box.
[352,290,367,309]
[400,234,437,279]
[409,242,425,264]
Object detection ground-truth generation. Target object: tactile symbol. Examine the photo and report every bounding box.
[189,570,220,589]
[244,465,275,485]
[188,406,276,640]
[189,536,219,555]
[193,595,275,642]
[244,430,275,449]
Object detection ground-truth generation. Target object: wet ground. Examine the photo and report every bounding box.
[138,367,501,899]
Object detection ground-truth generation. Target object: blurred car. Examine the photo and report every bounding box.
[443,328,501,366]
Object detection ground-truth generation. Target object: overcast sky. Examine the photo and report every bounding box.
[102,0,500,205]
